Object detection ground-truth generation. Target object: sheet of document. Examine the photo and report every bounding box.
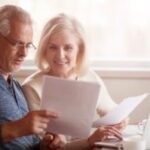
[41,76,100,138]
[93,93,149,127]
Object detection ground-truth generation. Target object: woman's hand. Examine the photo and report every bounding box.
[87,126,123,146]
[110,118,129,131]
[41,133,66,150]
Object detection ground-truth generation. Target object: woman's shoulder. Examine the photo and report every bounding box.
[22,71,44,86]
[79,69,102,83]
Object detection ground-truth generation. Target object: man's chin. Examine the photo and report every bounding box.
[11,66,21,73]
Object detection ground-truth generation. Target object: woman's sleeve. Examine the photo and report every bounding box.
[22,84,41,111]
[94,72,117,117]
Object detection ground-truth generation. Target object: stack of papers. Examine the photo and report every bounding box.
[41,76,100,138]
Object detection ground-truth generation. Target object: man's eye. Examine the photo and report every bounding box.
[26,43,33,48]
[15,42,24,47]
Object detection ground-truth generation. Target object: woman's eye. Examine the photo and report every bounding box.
[49,45,57,50]
[65,46,73,51]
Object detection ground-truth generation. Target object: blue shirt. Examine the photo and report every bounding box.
[0,74,40,150]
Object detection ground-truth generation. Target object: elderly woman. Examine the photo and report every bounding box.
[22,14,123,150]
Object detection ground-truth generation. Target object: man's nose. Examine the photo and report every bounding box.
[18,45,28,57]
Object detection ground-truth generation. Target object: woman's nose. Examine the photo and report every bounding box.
[57,48,65,58]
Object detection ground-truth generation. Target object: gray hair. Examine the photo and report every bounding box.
[0,5,32,36]
[36,13,88,76]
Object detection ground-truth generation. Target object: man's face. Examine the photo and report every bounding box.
[0,20,33,74]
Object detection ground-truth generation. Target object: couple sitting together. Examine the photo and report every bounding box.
[0,5,127,150]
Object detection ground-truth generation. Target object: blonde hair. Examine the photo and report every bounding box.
[36,13,88,76]
[0,5,32,36]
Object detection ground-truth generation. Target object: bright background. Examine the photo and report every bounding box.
[1,0,150,69]
[1,0,150,123]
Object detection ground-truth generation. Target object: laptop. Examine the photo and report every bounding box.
[143,113,150,149]
[94,112,150,150]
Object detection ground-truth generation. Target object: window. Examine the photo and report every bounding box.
[1,0,150,70]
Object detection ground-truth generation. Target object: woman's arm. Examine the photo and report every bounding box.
[62,126,122,150]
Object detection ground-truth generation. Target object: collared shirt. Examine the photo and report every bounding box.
[0,74,40,150]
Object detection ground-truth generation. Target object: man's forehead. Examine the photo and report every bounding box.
[10,18,32,27]
[8,20,33,42]
[9,19,32,33]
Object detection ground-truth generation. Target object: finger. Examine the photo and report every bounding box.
[112,123,124,130]
[35,127,45,135]
[107,127,119,132]
[100,126,122,140]
[39,110,58,118]
[45,132,56,142]
[59,134,67,144]
[98,126,106,132]
[38,123,49,132]
[50,135,62,148]
[107,128,123,140]
[109,119,129,130]
[39,118,50,124]
[100,132,109,141]
[42,134,54,147]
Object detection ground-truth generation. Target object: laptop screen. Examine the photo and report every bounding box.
[143,113,150,149]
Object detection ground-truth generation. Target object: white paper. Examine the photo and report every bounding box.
[93,93,149,127]
[41,76,100,138]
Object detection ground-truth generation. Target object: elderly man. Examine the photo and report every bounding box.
[0,5,65,150]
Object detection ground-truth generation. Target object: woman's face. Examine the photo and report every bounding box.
[45,30,79,77]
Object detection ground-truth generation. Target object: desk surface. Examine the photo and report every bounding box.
[92,148,150,150]
[92,148,118,150]
[92,125,139,150]
[91,125,150,150]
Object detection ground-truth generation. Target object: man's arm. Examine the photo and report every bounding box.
[0,110,58,143]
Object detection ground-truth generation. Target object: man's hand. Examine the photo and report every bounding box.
[18,110,58,136]
[1,110,58,143]
[41,133,66,150]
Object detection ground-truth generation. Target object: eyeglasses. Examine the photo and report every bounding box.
[0,33,36,51]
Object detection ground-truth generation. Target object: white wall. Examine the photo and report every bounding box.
[101,77,150,124]
[14,69,150,124]
[95,68,150,123]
